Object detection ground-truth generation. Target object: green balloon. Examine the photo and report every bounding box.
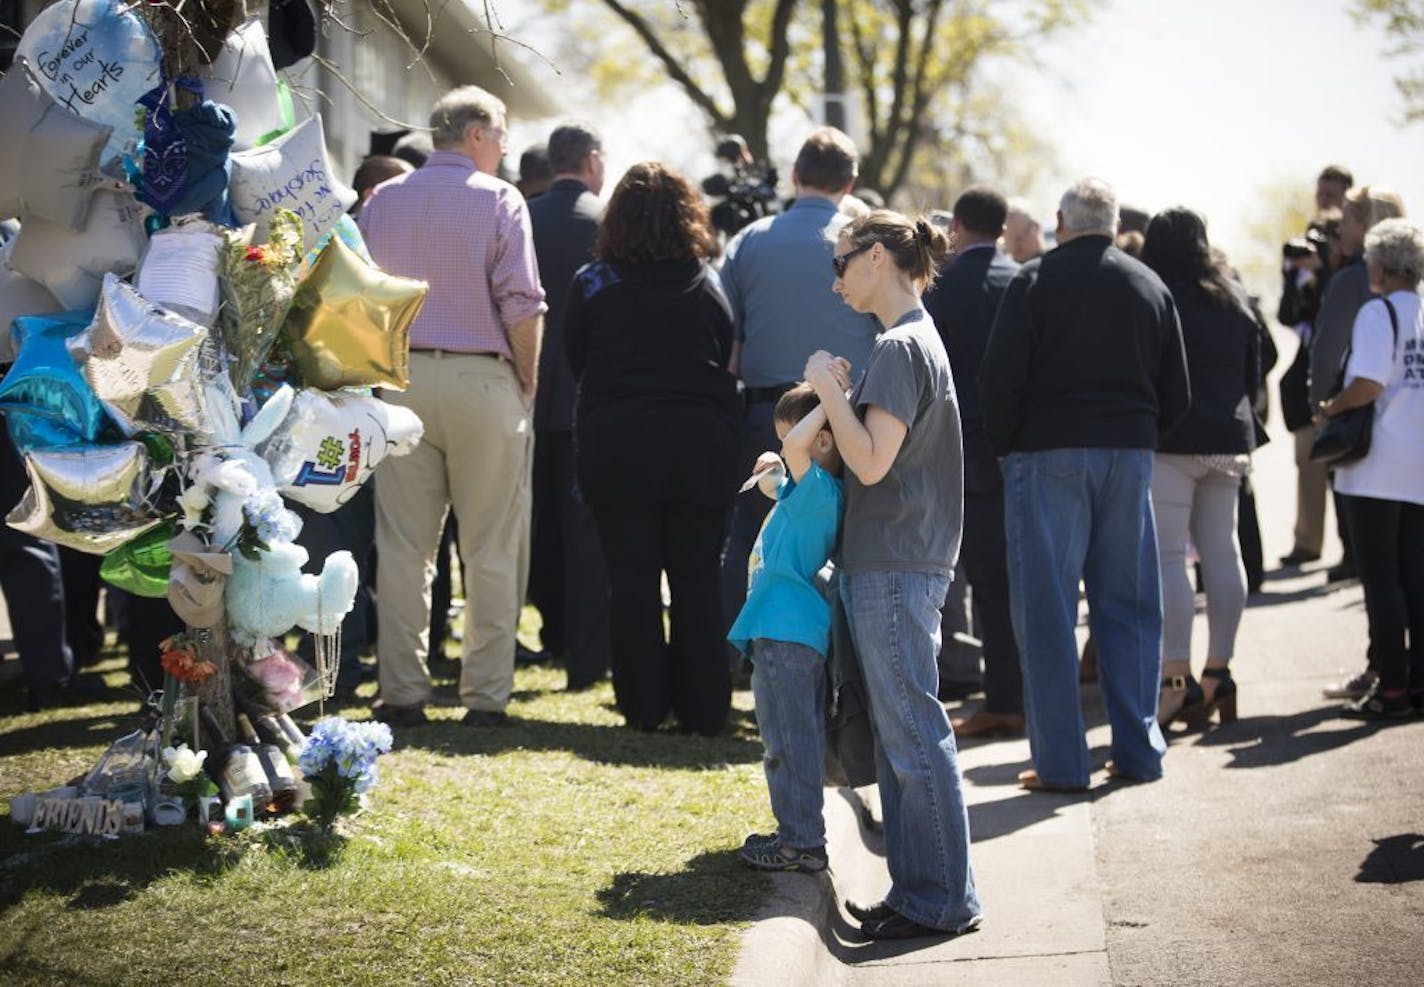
[100,521,175,598]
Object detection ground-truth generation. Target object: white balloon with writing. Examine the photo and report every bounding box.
[258,387,424,513]
[8,188,148,309]
[0,59,111,230]
[228,115,356,255]
[15,0,162,174]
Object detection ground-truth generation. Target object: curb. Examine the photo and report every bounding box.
[730,786,875,987]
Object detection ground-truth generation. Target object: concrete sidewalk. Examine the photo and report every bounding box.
[732,365,1424,985]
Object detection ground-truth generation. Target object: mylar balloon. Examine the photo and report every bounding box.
[258,388,424,512]
[8,187,147,309]
[99,519,173,597]
[14,0,162,173]
[201,17,286,151]
[67,273,210,435]
[0,310,106,452]
[0,59,112,230]
[0,242,63,363]
[7,440,162,554]
[301,212,371,274]
[228,115,356,254]
[282,236,426,390]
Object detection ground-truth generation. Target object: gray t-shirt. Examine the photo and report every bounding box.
[840,309,964,576]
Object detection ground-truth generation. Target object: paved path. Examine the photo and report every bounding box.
[734,339,1424,985]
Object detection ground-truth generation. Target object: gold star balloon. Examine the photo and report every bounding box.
[281,237,426,391]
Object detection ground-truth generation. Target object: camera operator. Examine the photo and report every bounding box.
[715,127,878,673]
[702,135,780,238]
[1277,165,1353,573]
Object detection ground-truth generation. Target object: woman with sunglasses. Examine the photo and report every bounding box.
[803,210,981,941]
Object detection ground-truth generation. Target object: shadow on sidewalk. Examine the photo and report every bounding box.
[1193,704,1399,768]
[1355,834,1424,884]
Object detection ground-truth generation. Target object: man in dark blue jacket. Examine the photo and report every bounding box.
[922,186,1023,738]
[528,123,611,690]
[981,177,1190,792]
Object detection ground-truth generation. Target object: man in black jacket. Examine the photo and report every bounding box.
[981,177,1190,792]
[922,186,1023,738]
[528,123,611,689]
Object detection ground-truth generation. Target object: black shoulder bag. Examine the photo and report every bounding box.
[1309,297,1399,467]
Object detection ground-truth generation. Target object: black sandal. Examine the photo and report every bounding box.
[1158,674,1206,730]
[1201,666,1238,725]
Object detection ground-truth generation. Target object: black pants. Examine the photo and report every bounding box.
[0,422,73,689]
[1340,494,1424,692]
[961,462,1022,715]
[294,483,375,688]
[593,500,730,735]
[529,431,611,687]
[58,547,104,668]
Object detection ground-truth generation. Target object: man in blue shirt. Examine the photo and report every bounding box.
[729,383,845,873]
[718,127,878,662]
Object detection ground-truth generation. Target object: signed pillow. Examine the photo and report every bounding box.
[8,188,147,309]
[228,115,356,254]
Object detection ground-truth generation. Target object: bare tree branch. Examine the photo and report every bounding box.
[600,0,728,125]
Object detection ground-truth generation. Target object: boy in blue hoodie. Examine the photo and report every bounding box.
[730,382,844,873]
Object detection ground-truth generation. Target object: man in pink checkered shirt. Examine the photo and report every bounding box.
[360,85,547,729]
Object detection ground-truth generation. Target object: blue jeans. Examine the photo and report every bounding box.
[750,639,827,850]
[1003,448,1166,787]
[840,570,981,932]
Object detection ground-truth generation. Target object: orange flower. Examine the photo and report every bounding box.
[160,637,218,685]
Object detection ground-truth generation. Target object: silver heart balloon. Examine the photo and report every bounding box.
[67,273,210,435]
[6,441,163,554]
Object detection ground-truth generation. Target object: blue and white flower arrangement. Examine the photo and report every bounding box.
[297,717,394,831]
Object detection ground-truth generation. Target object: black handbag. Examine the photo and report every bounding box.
[1310,297,1398,466]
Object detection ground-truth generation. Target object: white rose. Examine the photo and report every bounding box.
[162,743,208,784]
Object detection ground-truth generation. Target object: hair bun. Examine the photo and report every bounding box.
[914,219,932,244]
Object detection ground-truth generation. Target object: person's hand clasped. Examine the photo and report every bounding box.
[805,351,851,393]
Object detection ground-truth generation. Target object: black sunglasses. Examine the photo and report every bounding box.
[832,243,872,278]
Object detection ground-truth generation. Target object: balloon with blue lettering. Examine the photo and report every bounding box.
[0,310,107,453]
[228,115,356,255]
[15,0,162,174]
[257,387,423,513]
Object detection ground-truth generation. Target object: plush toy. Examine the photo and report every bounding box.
[225,539,358,647]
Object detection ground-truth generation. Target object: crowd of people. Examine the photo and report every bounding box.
[4,82,1422,941]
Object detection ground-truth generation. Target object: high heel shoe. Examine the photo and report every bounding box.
[1201,666,1238,725]
[1158,674,1207,731]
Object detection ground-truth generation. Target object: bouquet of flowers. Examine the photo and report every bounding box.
[297,717,394,831]
[217,208,305,394]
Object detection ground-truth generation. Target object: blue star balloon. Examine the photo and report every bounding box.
[0,310,107,452]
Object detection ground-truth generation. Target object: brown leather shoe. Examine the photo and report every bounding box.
[1017,769,1088,793]
[950,710,1025,739]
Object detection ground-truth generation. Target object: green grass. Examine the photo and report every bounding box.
[0,632,773,986]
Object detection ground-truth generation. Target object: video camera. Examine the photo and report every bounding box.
[1282,226,1329,262]
[701,135,780,237]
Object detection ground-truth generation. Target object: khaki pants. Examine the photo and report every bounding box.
[374,351,533,710]
[1292,425,1328,556]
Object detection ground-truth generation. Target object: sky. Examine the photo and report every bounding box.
[508,0,1424,285]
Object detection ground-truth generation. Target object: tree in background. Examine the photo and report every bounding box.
[1354,0,1424,123]
[543,0,1091,202]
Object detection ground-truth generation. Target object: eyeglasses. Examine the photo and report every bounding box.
[832,243,871,278]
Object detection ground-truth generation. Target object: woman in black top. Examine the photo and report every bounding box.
[1142,208,1262,733]
[564,162,740,735]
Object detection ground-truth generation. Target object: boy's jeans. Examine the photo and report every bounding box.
[840,570,982,933]
[1003,448,1167,788]
[750,639,827,850]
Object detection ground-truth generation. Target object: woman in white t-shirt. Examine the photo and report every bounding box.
[1317,218,1424,718]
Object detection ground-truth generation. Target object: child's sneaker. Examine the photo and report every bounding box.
[737,837,828,873]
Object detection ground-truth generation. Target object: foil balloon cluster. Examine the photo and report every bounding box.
[2,5,429,713]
